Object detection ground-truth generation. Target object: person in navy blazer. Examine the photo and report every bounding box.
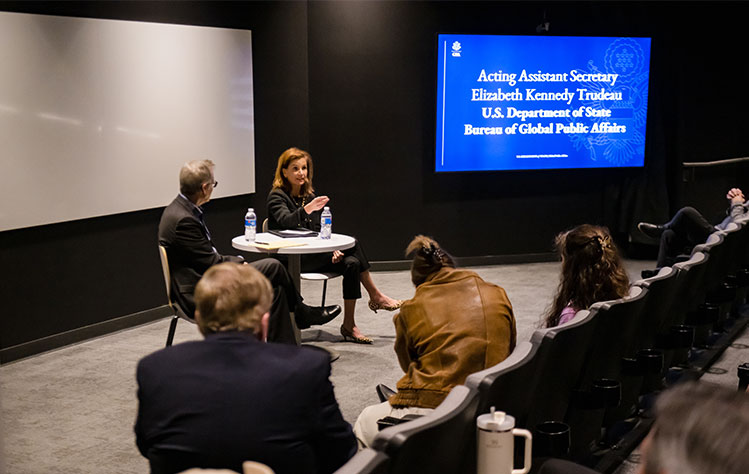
[135,262,357,474]
[158,159,340,343]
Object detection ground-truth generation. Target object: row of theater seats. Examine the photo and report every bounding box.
[334,217,749,474]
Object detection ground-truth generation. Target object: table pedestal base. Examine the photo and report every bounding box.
[288,254,301,290]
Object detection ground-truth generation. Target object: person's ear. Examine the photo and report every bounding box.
[257,312,270,342]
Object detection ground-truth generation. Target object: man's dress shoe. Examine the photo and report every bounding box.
[637,222,666,240]
[295,303,341,329]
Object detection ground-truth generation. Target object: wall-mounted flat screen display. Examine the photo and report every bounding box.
[436,34,651,172]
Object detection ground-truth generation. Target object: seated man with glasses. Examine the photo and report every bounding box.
[159,159,340,344]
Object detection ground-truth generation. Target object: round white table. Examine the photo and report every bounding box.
[232,232,355,290]
[232,233,354,357]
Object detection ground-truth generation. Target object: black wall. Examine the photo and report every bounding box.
[2,1,749,356]
[304,1,749,258]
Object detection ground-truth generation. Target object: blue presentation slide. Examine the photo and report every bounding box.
[436,35,651,172]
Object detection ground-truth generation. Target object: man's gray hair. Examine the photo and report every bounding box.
[179,160,215,198]
[644,381,749,474]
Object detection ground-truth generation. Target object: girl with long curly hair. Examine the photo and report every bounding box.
[544,224,630,328]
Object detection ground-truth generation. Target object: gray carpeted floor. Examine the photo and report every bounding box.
[2,259,747,474]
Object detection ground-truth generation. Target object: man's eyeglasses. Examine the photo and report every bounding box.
[206,181,218,188]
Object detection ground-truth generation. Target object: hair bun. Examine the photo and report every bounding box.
[406,235,455,286]
[600,234,611,249]
[587,235,605,259]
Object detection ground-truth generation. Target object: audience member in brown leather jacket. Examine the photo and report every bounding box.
[354,235,517,447]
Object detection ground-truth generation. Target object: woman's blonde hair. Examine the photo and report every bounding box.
[405,235,456,286]
[272,147,314,195]
[544,224,629,328]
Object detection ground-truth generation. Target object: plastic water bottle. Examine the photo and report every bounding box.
[320,206,332,240]
[244,208,256,241]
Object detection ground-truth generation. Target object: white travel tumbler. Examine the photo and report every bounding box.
[477,407,532,474]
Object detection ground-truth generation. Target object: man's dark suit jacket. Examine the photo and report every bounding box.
[135,331,357,474]
[158,195,242,318]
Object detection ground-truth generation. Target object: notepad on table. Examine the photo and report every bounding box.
[268,228,318,238]
[250,240,308,251]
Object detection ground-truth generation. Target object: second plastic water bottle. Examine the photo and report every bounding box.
[244,208,256,241]
[320,206,332,239]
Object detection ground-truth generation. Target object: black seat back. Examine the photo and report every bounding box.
[692,233,725,300]
[524,310,600,463]
[718,223,744,276]
[578,286,649,382]
[524,309,599,430]
[465,341,541,425]
[462,342,541,474]
[672,251,710,323]
[371,385,479,474]
[632,267,680,351]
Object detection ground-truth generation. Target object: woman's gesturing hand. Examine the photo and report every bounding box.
[304,195,329,214]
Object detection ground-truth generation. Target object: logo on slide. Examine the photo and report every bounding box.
[451,41,462,57]
[567,38,649,166]
[604,38,647,81]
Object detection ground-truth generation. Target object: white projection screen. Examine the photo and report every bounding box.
[0,12,255,231]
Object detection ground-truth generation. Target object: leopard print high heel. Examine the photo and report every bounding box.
[367,299,403,313]
[340,325,373,344]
